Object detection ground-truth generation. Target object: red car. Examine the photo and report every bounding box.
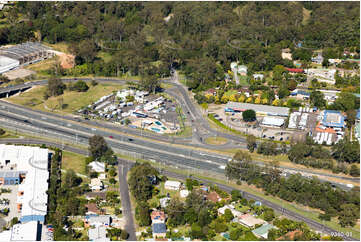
[109,136,114,138]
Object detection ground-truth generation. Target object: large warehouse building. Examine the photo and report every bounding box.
[225,102,290,117]
[0,56,20,74]
[0,145,49,223]
[0,42,54,74]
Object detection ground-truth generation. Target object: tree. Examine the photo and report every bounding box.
[230,229,241,240]
[128,162,158,202]
[0,128,5,136]
[338,204,359,227]
[310,91,326,108]
[72,80,89,92]
[46,76,66,97]
[166,198,186,226]
[135,201,151,226]
[332,139,360,163]
[346,110,356,129]
[140,73,160,94]
[349,164,360,177]
[263,208,275,222]
[190,223,204,239]
[224,209,234,222]
[246,135,257,152]
[231,190,243,202]
[242,109,256,122]
[88,135,110,160]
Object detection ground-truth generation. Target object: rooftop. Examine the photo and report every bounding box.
[152,223,167,234]
[0,145,49,222]
[226,102,290,116]
[252,223,275,238]
[322,110,345,128]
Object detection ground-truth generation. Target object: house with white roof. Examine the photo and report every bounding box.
[90,178,104,192]
[88,161,106,173]
[164,180,181,190]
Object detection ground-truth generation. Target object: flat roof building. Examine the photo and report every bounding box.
[322,110,345,128]
[0,221,42,241]
[0,145,49,223]
[0,56,20,74]
[225,102,289,117]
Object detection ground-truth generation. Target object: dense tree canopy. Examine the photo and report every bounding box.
[1,1,358,89]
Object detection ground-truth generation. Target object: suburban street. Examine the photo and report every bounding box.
[0,138,357,241]
[117,161,136,241]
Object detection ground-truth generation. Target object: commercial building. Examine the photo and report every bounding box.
[0,56,20,74]
[0,145,49,223]
[0,42,53,66]
[225,102,289,117]
[321,110,345,128]
[261,116,285,127]
[0,221,42,241]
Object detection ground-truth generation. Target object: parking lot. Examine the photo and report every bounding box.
[78,89,182,134]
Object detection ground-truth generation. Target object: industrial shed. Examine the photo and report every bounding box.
[0,42,54,66]
[0,56,20,74]
[225,102,290,117]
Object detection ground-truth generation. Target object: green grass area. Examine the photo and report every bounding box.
[0,128,19,139]
[205,136,228,145]
[238,75,250,86]
[61,151,86,175]
[97,51,112,63]
[171,125,192,138]
[160,82,174,89]
[224,89,238,98]
[208,113,245,136]
[8,82,125,115]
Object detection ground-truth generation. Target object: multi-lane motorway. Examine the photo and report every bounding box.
[0,138,357,241]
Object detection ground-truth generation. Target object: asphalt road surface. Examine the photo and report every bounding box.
[0,138,357,241]
[118,161,137,241]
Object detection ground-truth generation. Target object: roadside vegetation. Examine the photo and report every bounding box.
[7,79,124,114]
[225,150,360,228]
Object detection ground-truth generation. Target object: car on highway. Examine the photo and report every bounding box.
[109,136,114,138]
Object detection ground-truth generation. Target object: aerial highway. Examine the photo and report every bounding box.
[0,78,359,187]
[0,137,357,241]
[0,102,357,190]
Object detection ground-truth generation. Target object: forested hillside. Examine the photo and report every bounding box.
[0,1,359,89]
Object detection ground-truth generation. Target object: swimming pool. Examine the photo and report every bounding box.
[155,121,162,126]
[151,127,161,132]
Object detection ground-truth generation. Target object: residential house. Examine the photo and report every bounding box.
[207,191,221,203]
[85,215,111,228]
[152,223,167,238]
[236,213,266,228]
[90,178,104,192]
[85,203,104,215]
[151,210,166,224]
[218,204,242,218]
[88,162,105,173]
[164,180,181,190]
[88,225,109,241]
[252,223,276,239]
